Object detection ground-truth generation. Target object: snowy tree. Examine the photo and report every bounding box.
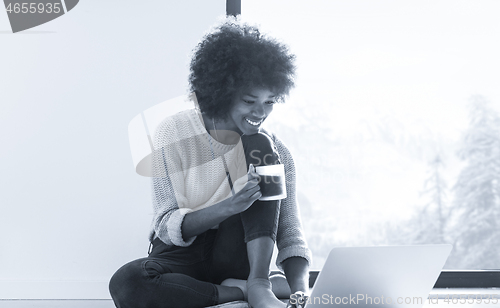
[448,96,500,269]
[372,150,451,247]
[416,154,449,244]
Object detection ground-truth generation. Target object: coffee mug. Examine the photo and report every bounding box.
[255,164,287,201]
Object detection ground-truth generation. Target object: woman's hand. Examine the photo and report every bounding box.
[181,164,261,239]
[228,164,262,215]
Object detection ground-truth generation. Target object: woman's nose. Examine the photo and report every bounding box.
[252,103,266,117]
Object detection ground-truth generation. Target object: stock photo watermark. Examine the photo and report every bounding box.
[3,0,79,33]
[289,293,500,306]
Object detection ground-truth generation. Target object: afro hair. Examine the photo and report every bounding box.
[188,18,296,120]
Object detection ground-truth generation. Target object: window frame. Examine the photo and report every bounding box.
[233,0,500,290]
[270,270,500,289]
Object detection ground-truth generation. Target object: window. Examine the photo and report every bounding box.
[243,0,500,271]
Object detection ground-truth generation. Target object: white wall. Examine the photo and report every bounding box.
[0,0,225,299]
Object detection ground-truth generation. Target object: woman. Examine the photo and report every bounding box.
[109,19,311,308]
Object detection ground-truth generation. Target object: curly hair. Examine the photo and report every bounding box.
[189,19,296,120]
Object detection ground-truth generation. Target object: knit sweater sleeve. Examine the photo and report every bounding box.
[273,135,313,271]
[148,117,196,247]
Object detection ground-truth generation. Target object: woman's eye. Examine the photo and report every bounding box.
[242,100,275,105]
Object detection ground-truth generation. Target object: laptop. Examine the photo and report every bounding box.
[300,245,452,308]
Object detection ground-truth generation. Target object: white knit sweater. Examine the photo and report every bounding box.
[149,108,312,271]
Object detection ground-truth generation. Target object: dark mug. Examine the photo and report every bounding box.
[255,164,287,200]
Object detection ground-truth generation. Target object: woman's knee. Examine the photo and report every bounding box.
[110,259,210,308]
[241,132,279,166]
[109,259,148,308]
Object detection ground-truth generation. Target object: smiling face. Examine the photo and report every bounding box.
[226,87,276,136]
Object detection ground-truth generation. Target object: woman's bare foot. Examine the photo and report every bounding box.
[247,278,286,308]
[269,274,291,299]
[222,276,291,300]
[221,278,248,300]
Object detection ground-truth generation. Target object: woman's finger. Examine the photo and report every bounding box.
[248,173,260,185]
[245,183,260,195]
[248,189,262,200]
[247,170,260,180]
[244,178,259,190]
[247,164,260,178]
[241,185,260,200]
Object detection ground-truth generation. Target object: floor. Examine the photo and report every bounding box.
[2,289,500,308]
[0,300,115,308]
[1,298,499,307]
[0,300,251,308]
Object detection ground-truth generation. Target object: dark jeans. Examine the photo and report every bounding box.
[109,132,281,308]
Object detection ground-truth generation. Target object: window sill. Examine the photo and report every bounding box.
[295,270,500,289]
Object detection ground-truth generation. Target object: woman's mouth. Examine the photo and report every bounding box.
[245,117,263,126]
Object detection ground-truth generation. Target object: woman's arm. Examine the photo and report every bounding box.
[272,135,312,293]
[152,113,264,245]
[181,198,233,240]
[154,151,262,244]
[181,166,261,240]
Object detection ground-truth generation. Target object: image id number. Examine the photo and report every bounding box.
[5,2,61,14]
[443,294,499,305]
